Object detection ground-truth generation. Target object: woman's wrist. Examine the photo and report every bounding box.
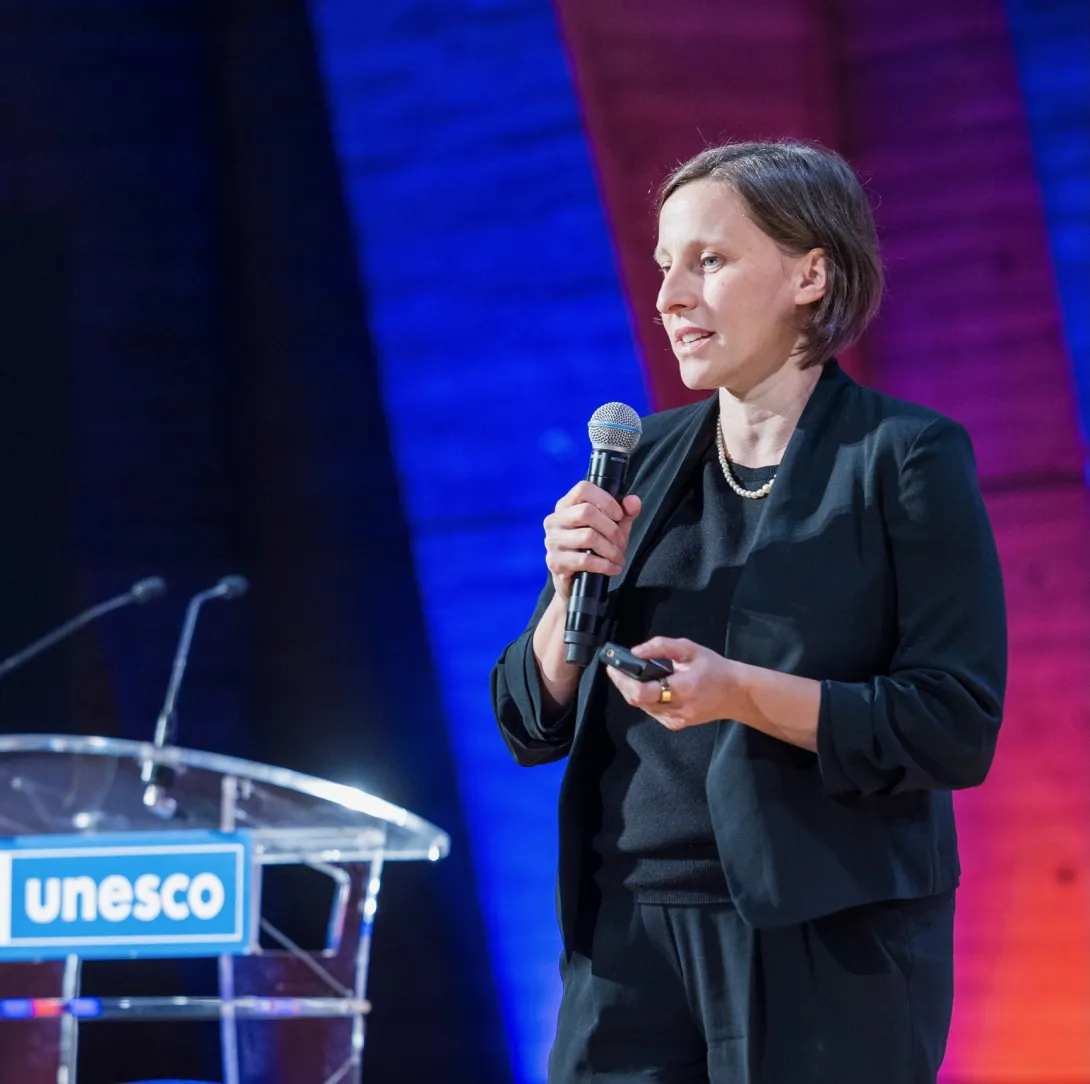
[532,594,581,710]
[722,659,821,751]
[707,656,743,720]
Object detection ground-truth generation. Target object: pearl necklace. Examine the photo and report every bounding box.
[715,423,776,500]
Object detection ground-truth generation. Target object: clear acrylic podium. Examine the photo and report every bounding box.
[0,734,450,1084]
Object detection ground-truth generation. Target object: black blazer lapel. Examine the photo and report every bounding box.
[606,393,720,602]
[728,361,854,650]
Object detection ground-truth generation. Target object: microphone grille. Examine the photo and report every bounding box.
[588,402,642,453]
[131,576,167,603]
[216,575,249,600]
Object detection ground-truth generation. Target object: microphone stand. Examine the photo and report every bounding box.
[140,575,249,817]
[0,577,167,681]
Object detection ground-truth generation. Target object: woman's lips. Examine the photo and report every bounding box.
[674,330,714,355]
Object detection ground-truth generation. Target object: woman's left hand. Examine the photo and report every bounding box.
[604,636,739,730]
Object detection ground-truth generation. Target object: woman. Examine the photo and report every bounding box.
[491,141,1006,1084]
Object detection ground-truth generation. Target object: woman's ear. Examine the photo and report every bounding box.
[795,248,828,305]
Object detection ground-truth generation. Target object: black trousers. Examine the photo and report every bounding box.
[549,890,955,1084]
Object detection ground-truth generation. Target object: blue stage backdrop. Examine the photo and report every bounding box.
[308,2,649,1080]
[1005,0,1090,452]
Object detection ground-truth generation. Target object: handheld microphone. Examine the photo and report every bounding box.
[0,577,167,682]
[563,403,642,666]
[140,574,249,817]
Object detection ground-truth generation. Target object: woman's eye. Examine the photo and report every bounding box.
[656,264,670,276]
[700,254,723,270]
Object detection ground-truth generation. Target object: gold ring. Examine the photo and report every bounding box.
[657,678,672,705]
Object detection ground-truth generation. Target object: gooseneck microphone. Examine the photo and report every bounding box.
[564,403,643,666]
[0,577,168,682]
[141,574,249,816]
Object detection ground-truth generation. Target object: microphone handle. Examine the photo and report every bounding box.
[564,449,631,666]
[0,591,138,682]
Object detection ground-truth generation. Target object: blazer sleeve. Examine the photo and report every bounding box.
[816,417,1007,796]
[490,578,577,767]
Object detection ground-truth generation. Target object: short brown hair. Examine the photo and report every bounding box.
[658,141,883,369]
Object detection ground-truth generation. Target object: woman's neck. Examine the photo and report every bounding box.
[716,363,822,468]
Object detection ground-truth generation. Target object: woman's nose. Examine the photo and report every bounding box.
[656,268,697,314]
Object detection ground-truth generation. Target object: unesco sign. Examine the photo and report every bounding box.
[0,830,253,960]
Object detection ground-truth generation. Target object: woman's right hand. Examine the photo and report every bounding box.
[544,482,643,603]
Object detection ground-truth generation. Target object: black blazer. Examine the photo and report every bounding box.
[491,362,1006,950]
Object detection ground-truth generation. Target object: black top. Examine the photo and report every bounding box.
[590,448,777,903]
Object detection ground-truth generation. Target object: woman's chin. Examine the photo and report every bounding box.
[677,358,725,391]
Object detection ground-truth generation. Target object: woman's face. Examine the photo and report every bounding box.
[655,179,825,394]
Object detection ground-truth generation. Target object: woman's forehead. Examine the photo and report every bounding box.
[656,182,759,249]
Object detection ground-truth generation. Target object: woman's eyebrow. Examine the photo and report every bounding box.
[654,237,730,259]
